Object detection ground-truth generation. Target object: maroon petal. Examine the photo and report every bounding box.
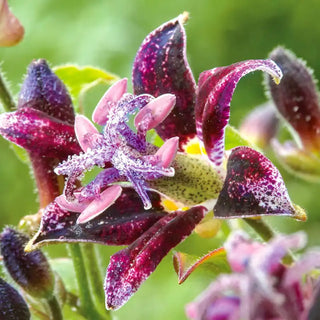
[268,47,320,152]
[27,188,167,249]
[214,146,306,220]
[18,59,75,125]
[0,108,81,159]
[132,13,197,147]
[105,205,206,310]
[195,60,282,166]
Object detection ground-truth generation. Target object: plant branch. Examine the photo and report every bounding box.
[81,244,111,319]
[67,244,104,319]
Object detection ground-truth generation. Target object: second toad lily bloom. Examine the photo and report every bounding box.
[25,13,306,311]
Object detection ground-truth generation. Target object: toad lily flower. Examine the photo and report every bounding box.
[54,79,180,223]
[24,13,305,312]
[186,231,320,320]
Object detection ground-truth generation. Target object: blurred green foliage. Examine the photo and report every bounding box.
[1,0,320,319]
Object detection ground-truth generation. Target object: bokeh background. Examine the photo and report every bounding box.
[1,0,320,319]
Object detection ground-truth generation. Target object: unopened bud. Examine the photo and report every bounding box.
[0,228,54,299]
[18,59,75,125]
[0,277,30,320]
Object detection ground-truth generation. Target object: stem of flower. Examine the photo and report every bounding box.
[243,218,275,241]
[0,72,16,111]
[243,217,294,264]
[67,243,105,320]
[47,295,63,320]
[81,244,111,319]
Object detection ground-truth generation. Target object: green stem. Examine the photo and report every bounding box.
[244,218,294,264]
[0,72,16,111]
[67,244,104,319]
[47,295,63,320]
[81,244,110,319]
[243,218,275,242]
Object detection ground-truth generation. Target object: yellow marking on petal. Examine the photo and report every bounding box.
[184,137,207,155]
[161,198,189,212]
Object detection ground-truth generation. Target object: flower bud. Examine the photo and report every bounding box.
[18,59,75,125]
[0,227,54,299]
[268,47,320,152]
[0,277,30,320]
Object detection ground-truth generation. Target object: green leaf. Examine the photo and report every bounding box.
[173,248,231,284]
[50,258,78,295]
[225,124,253,150]
[53,65,119,111]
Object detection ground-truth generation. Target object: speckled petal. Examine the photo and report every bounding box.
[268,47,320,152]
[196,60,282,166]
[105,205,206,310]
[27,188,167,249]
[0,108,81,159]
[18,59,75,125]
[132,13,197,146]
[214,146,303,219]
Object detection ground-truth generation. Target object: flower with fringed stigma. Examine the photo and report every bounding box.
[186,231,320,320]
[14,13,306,311]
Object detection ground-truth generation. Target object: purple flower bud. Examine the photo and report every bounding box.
[1,228,54,299]
[18,59,75,125]
[0,277,30,320]
[268,47,320,152]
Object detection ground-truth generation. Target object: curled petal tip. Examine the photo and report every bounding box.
[75,114,100,151]
[134,94,176,131]
[77,185,122,224]
[196,59,284,166]
[179,11,189,24]
[92,78,127,125]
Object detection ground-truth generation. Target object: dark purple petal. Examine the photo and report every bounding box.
[132,13,197,146]
[0,108,81,159]
[268,47,320,152]
[214,146,306,220]
[105,205,206,310]
[18,59,75,125]
[0,277,30,320]
[27,188,167,248]
[195,60,282,166]
[1,228,54,299]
